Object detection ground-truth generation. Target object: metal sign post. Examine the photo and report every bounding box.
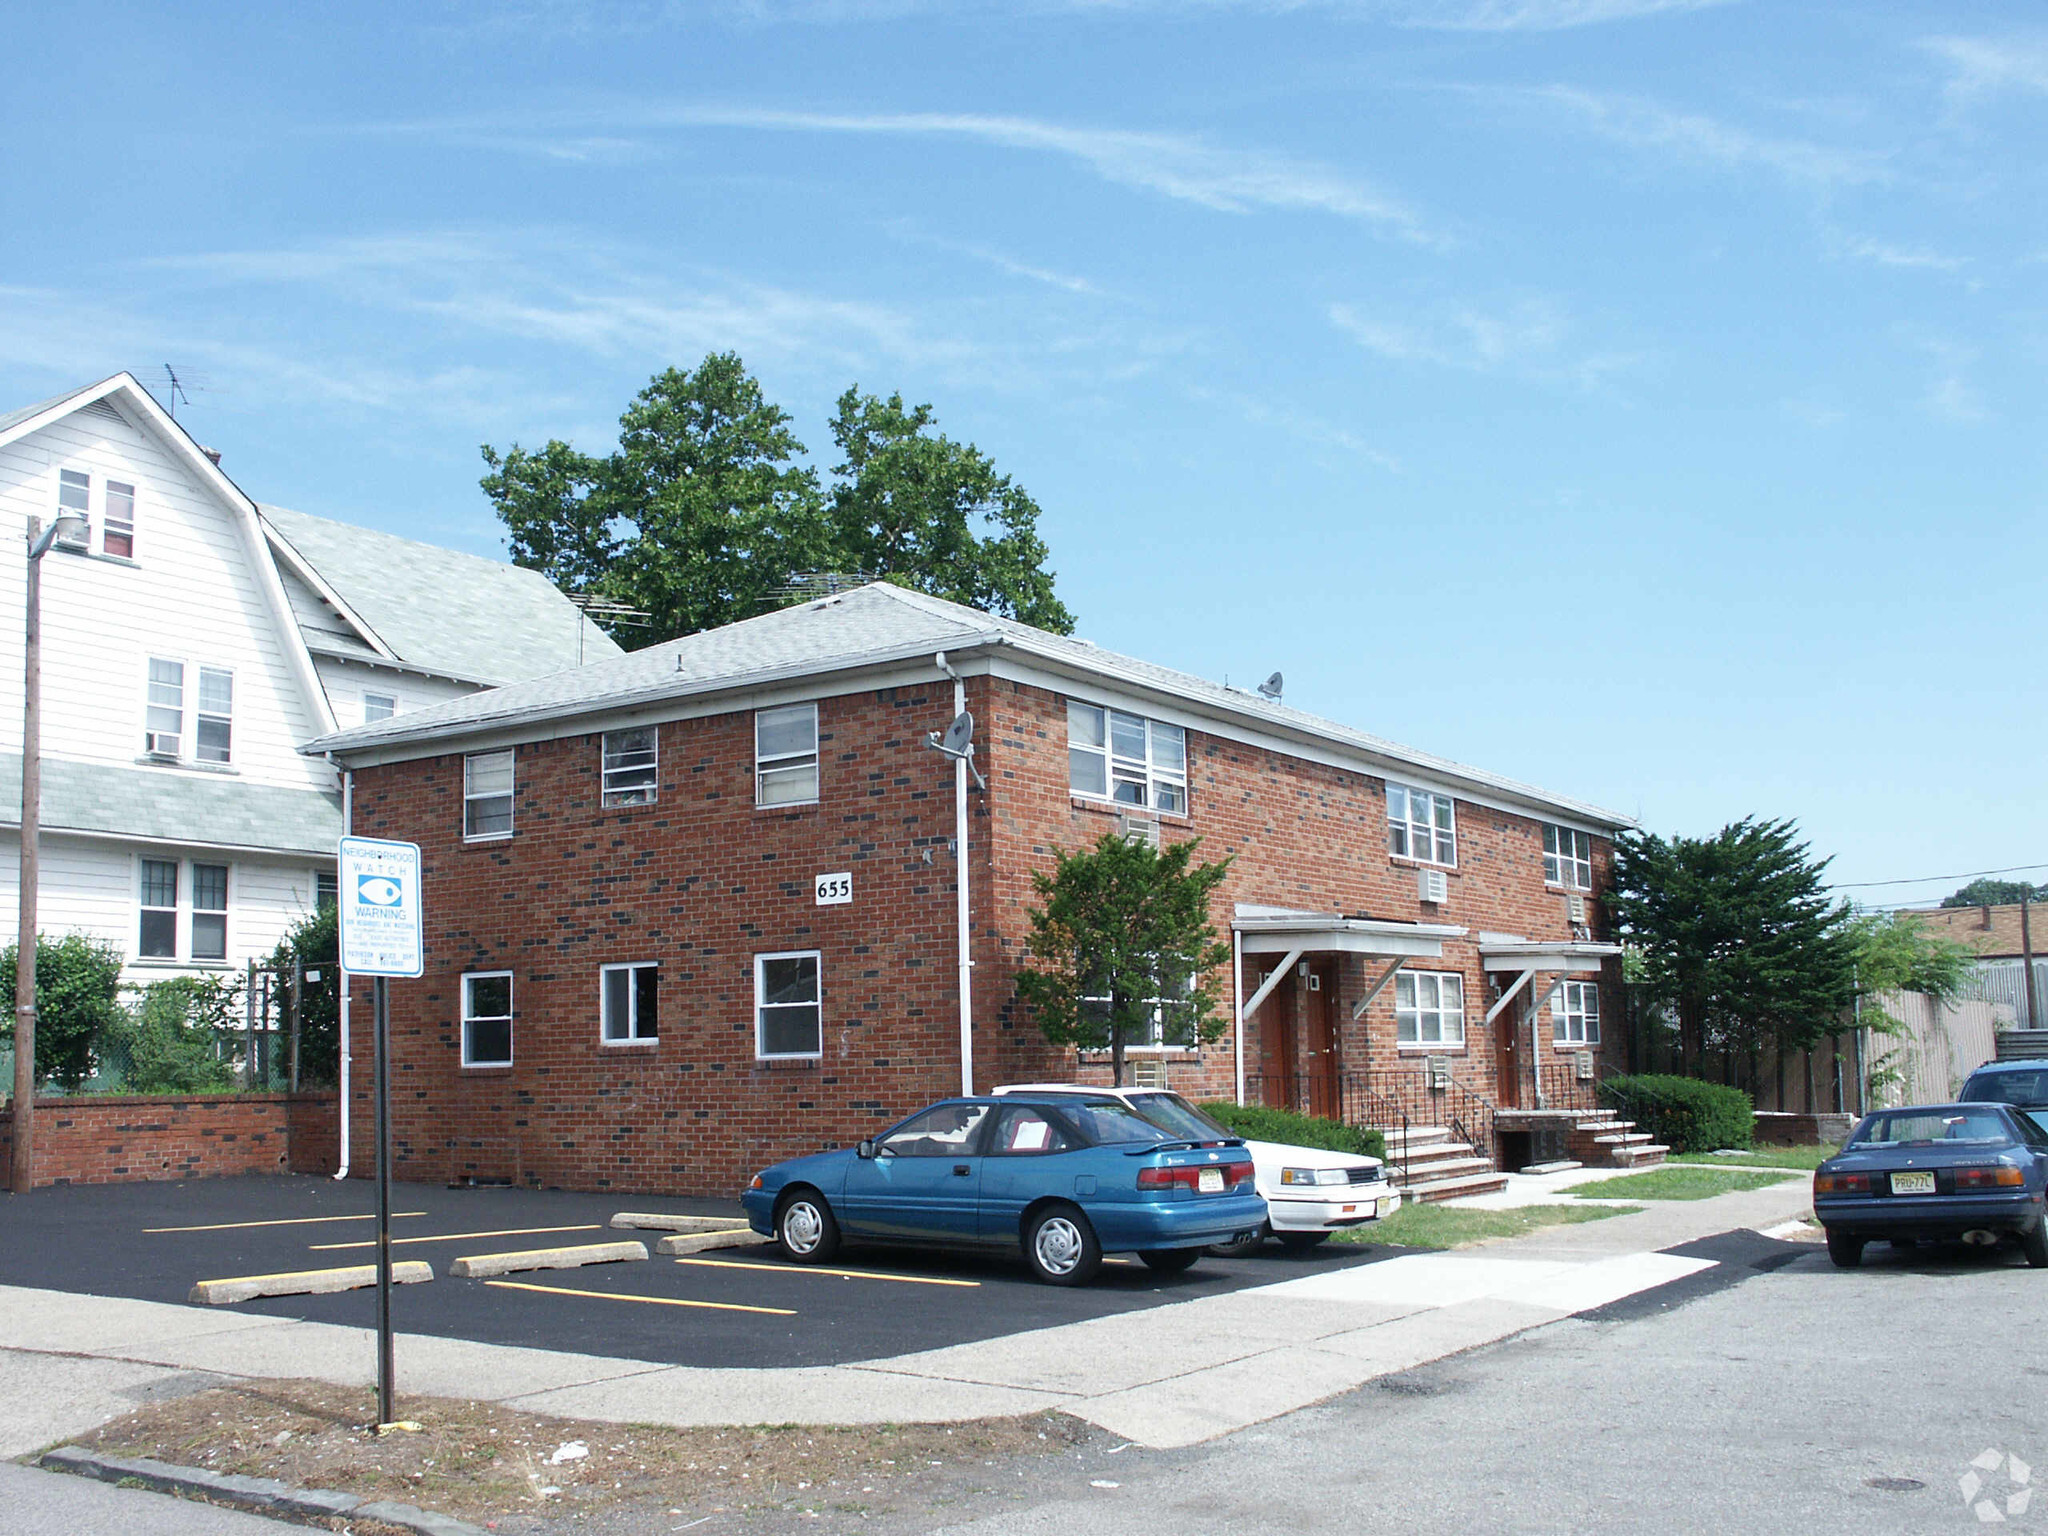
[336,836,424,1431]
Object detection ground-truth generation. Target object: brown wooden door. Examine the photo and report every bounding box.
[1304,960,1339,1119]
[1495,995,1523,1107]
[1254,966,1298,1107]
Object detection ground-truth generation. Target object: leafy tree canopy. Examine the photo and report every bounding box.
[1941,877,2046,908]
[482,355,1073,646]
[1014,832,1232,1087]
[1846,912,1977,1037]
[1,933,126,1090]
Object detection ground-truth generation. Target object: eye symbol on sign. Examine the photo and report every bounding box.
[356,876,403,907]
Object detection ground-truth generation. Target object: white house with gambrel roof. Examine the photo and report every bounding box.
[0,371,619,985]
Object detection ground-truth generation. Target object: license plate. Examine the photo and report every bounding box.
[1198,1167,1224,1193]
[1890,1171,1934,1195]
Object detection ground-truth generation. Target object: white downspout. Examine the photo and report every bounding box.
[936,653,973,1095]
[1232,929,1245,1105]
[333,764,352,1180]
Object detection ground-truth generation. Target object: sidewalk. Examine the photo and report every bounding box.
[0,1178,1814,1457]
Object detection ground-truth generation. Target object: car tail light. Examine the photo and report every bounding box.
[1954,1166,2026,1190]
[1138,1161,1256,1192]
[1814,1172,1871,1195]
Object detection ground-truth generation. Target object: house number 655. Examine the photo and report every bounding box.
[815,872,852,905]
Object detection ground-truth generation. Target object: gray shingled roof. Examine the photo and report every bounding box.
[0,755,343,857]
[0,381,98,441]
[306,582,1631,829]
[260,504,623,687]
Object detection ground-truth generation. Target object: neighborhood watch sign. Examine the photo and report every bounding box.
[337,836,424,979]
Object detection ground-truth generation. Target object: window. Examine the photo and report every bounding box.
[1388,784,1456,865]
[1067,701,1187,814]
[191,864,228,960]
[602,727,658,807]
[103,480,135,558]
[755,951,821,1058]
[57,470,91,547]
[196,667,233,764]
[1079,962,1198,1051]
[877,1102,991,1156]
[990,1105,1073,1156]
[1552,979,1600,1045]
[139,860,178,958]
[755,704,818,806]
[1396,970,1465,1046]
[464,750,514,838]
[462,972,514,1067]
[363,692,396,724]
[145,658,184,756]
[315,870,338,910]
[601,962,659,1043]
[1544,825,1593,890]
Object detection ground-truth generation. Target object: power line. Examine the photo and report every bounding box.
[1832,860,2048,891]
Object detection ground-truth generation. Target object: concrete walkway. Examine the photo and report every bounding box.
[0,1178,1814,1456]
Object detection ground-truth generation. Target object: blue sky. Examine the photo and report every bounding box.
[4,1,2042,905]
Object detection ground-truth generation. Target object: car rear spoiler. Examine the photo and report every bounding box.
[1125,1138,1247,1154]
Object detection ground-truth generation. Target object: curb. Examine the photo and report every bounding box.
[38,1444,487,1535]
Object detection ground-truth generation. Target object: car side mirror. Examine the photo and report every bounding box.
[857,1138,876,1160]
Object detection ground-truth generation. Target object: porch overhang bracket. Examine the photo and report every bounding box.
[1484,967,1537,1027]
[1351,958,1406,1020]
[1240,947,1305,1023]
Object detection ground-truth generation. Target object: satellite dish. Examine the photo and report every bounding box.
[938,711,975,756]
[1258,672,1284,701]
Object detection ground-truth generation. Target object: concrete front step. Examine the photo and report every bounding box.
[1400,1169,1512,1203]
[1611,1142,1670,1168]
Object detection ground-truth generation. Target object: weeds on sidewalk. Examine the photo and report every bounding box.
[1334,1203,1642,1250]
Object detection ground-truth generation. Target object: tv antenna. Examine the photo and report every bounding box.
[160,365,204,420]
[567,592,652,665]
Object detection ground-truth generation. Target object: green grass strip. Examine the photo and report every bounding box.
[1665,1144,1837,1171]
[1573,1166,1801,1201]
[1335,1201,1643,1250]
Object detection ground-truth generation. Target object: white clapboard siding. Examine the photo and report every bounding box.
[0,402,333,794]
[313,656,476,731]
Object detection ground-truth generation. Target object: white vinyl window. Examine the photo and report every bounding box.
[462,972,514,1067]
[756,704,819,807]
[756,950,822,1059]
[145,658,184,757]
[1388,784,1456,866]
[464,750,515,838]
[601,962,659,1044]
[1067,701,1187,815]
[1079,963,1197,1051]
[1553,980,1601,1045]
[139,859,178,958]
[1396,970,1465,1046]
[196,667,233,764]
[1544,825,1594,891]
[191,863,229,960]
[57,469,91,548]
[363,692,396,724]
[103,480,136,558]
[602,727,659,807]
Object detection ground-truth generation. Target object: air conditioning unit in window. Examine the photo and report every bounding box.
[1130,1056,1166,1088]
[1417,867,1448,905]
[1425,1054,1453,1090]
[1575,1050,1596,1082]
[1565,893,1587,924]
[144,732,180,759]
[1118,814,1159,850]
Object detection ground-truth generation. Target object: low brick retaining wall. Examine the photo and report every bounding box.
[1753,1110,1855,1146]
[0,1091,339,1187]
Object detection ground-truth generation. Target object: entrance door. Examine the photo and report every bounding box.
[1254,966,1299,1108]
[1495,992,1523,1107]
[1303,960,1340,1119]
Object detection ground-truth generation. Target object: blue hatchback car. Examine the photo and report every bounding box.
[742,1094,1265,1285]
[1813,1102,2048,1269]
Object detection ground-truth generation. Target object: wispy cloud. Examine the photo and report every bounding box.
[882,222,1106,295]
[1185,383,1402,471]
[1922,33,2048,100]
[1914,338,1987,424]
[1329,297,1639,390]
[1840,235,1967,273]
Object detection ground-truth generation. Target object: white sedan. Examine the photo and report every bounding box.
[992,1083,1399,1252]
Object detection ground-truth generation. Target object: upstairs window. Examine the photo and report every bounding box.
[464,750,514,838]
[1544,824,1594,891]
[602,727,658,806]
[57,470,91,549]
[1395,970,1465,1046]
[1067,701,1187,815]
[191,863,229,960]
[145,658,185,757]
[139,859,178,957]
[601,962,659,1043]
[1388,784,1456,866]
[756,703,818,807]
[363,692,396,724]
[196,667,233,764]
[103,480,136,558]
[1553,979,1601,1045]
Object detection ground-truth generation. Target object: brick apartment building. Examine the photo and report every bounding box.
[312,582,1635,1198]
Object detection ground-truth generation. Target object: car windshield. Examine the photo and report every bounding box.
[1963,1070,2048,1109]
[1848,1110,2013,1148]
[1123,1092,1233,1142]
[1058,1101,1181,1147]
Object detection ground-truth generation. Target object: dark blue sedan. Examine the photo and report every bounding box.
[1813,1103,2048,1269]
[741,1095,1265,1285]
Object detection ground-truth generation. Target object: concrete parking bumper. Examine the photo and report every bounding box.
[447,1241,648,1279]
[190,1262,435,1306]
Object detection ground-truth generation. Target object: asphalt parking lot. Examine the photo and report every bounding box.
[0,1176,1387,1369]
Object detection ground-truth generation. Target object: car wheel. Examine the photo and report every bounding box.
[1023,1204,1102,1286]
[1207,1223,1269,1258]
[1825,1230,1864,1269]
[775,1188,841,1264]
[2021,1221,2048,1270]
[1275,1230,1329,1253]
[1138,1247,1201,1274]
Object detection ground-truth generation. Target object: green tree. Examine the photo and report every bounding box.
[826,388,1074,633]
[0,933,126,1091]
[1608,818,1858,1077]
[267,903,340,1085]
[103,976,239,1094]
[1014,832,1232,1086]
[1940,878,2046,908]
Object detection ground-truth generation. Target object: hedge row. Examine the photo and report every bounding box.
[1198,1101,1388,1161]
[1598,1073,1754,1153]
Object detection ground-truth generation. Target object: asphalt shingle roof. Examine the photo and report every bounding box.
[0,755,343,857]
[260,504,623,687]
[0,382,99,441]
[306,582,1631,829]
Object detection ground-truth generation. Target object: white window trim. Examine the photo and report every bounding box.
[56,468,93,550]
[1544,824,1595,891]
[755,703,820,808]
[1387,783,1458,869]
[463,749,516,842]
[189,861,231,963]
[1394,969,1467,1049]
[195,665,234,766]
[462,970,515,1068]
[600,961,660,1046]
[1552,979,1601,1046]
[363,690,397,725]
[102,477,136,559]
[144,654,186,760]
[134,856,235,965]
[755,949,823,1061]
[602,726,660,808]
[1066,699,1189,816]
[137,856,181,961]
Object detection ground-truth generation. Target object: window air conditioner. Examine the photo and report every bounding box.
[1575,1050,1596,1082]
[1418,866,1448,905]
[1565,893,1587,924]
[1130,1057,1166,1088]
[1117,814,1160,850]
[1426,1054,1453,1090]
[145,732,180,758]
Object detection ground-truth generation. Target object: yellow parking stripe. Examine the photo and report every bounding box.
[484,1279,795,1315]
[310,1224,602,1252]
[146,1212,428,1234]
[673,1257,979,1288]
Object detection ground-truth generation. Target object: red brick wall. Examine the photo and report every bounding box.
[344,674,1620,1198]
[0,1093,339,1187]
